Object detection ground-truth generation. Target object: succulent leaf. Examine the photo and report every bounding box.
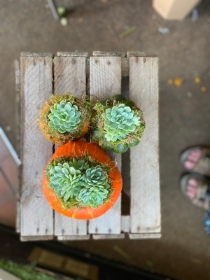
[48,100,81,133]
[103,104,140,142]
[47,159,111,207]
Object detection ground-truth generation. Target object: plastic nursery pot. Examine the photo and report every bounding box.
[38,93,92,145]
[91,95,146,153]
[42,140,122,220]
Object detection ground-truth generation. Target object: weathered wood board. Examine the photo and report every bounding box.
[88,56,122,236]
[20,54,53,240]
[54,55,89,239]
[129,57,161,236]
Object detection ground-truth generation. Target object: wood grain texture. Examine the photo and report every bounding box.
[21,53,53,57]
[20,56,53,238]
[54,56,86,97]
[54,55,88,238]
[93,51,126,57]
[57,235,90,240]
[16,201,20,233]
[57,52,88,57]
[92,234,125,240]
[127,51,146,57]
[129,57,161,234]
[129,233,161,239]
[21,235,54,241]
[86,58,129,78]
[14,60,20,91]
[89,56,122,234]
[121,215,130,233]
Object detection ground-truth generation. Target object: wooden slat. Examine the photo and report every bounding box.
[92,234,125,240]
[53,55,88,239]
[129,57,161,234]
[57,52,88,57]
[127,51,146,57]
[54,56,86,96]
[129,233,161,239]
[57,235,90,241]
[93,51,126,57]
[21,235,54,242]
[21,52,52,57]
[121,215,130,233]
[89,56,122,234]
[16,201,20,233]
[20,55,53,238]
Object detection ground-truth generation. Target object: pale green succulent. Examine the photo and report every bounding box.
[48,100,81,133]
[77,167,110,207]
[91,95,145,153]
[47,159,111,208]
[103,104,140,142]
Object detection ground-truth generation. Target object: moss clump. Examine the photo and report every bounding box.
[39,93,92,145]
[91,95,145,153]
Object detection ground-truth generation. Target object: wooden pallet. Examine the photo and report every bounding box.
[17,51,160,241]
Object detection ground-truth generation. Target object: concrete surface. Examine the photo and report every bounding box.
[1,0,210,279]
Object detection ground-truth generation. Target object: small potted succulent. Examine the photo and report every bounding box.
[91,95,145,153]
[38,93,92,145]
[42,140,122,219]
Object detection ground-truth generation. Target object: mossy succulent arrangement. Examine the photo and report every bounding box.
[39,92,145,219]
[91,95,145,153]
[39,94,92,145]
[48,157,111,209]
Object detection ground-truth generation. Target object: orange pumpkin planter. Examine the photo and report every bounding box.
[42,140,122,220]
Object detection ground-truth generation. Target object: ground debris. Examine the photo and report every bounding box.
[60,17,68,26]
[119,26,137,39]
[174,77,183,87]
[201,86,207,93]
[191,9,199,22]
[186,92,192,97]
[57,7,66,17]
[158,27,170,35]
[167,78,173,85]
[194,77,201,83]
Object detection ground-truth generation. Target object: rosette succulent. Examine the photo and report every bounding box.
[39,93,92,145]
[91,95,145,153]
[47,158,111,208]
[48,100,81,133]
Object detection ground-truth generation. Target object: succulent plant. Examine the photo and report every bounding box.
[91,95,145,153]
[39,94,92,145]
[103,104,140,142]
[48,100,81,133]
[47,158,111,208]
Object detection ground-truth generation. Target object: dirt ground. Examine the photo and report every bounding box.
[1,0,210,279]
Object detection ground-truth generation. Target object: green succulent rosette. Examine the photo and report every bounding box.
[39,93,92,145]
[47,157,111,208]
[91,95,145,153]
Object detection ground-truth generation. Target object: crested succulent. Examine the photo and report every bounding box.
[91,95,145,153]
[39,93,92,145]
[47,158,111,208]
